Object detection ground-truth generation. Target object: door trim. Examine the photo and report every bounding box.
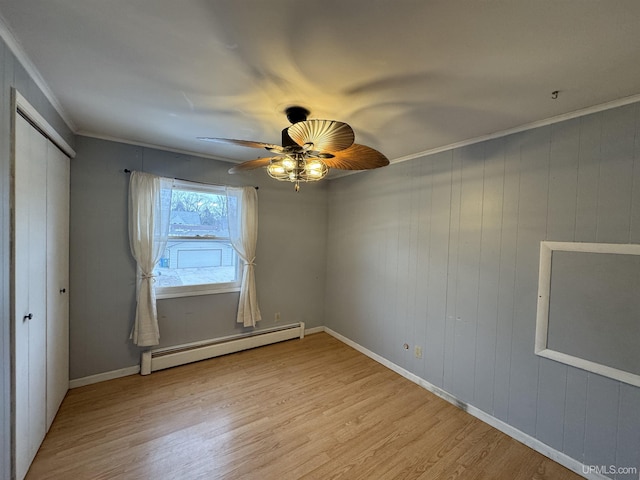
[12,89,75,158]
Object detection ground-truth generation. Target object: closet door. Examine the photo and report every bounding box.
[46,141,70,428]
[14,114,48,480]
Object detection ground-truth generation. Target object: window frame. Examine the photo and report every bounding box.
[155,180,242,299]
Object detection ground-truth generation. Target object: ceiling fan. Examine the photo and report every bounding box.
[198,106,389,191]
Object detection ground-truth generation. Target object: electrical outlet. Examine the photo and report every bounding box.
[414,346,423,359]
[275,312,281,322]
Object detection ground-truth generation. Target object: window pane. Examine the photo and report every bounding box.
[155,240,238,288]
[169,188,230,237]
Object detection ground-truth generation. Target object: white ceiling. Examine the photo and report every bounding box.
[1,1,640,165]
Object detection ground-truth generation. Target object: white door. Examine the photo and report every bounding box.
[15,114,49,480]
[46,139,70,428]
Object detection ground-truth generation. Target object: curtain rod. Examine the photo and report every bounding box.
[123,169,258,190]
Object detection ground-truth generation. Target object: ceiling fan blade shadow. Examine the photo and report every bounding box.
[287,120,355,153]
[344,72,440,96]
[198,137,283,152]
[323,144,389,170]
[228,157,275,174]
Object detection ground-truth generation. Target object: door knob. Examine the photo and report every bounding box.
[59,288,66,293]
[23,313,33,321]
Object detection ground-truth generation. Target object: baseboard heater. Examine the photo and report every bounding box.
[140,322,305,375]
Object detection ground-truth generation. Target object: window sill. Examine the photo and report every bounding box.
[156,286,241,300]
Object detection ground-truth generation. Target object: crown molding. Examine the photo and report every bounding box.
[0,12,77,132]
[391,93,640,165]
[78,131,237,164]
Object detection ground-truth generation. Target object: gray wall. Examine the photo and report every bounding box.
[325,103,640,478]
[69,136,328,379]
[0,37,75,480]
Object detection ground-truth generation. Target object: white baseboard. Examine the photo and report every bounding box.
[323,327,608,480]
[304,326,325,335]
[69,366,140,389]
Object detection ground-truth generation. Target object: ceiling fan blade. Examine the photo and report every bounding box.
[198,137,283,153]
[228,157,274,174]
[322,144,390,170]
[287,120,355,153]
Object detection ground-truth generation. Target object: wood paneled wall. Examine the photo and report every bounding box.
[325,103,640,477]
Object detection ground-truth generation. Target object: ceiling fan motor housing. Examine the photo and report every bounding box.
[285,106,310,124]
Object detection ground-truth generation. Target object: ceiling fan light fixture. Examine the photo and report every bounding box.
[305,159,327,178]
[266,155,328,190]
[282,157,296,170]
[267,163,285,176]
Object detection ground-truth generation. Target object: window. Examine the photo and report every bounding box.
[154,180,241,298]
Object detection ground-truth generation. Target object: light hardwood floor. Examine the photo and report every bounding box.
[26,333,583,479]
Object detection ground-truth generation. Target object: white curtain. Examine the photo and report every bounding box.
[227,186,261,327]
[128,171,172,346]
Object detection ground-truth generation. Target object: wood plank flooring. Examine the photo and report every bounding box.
[26,333,583,479]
